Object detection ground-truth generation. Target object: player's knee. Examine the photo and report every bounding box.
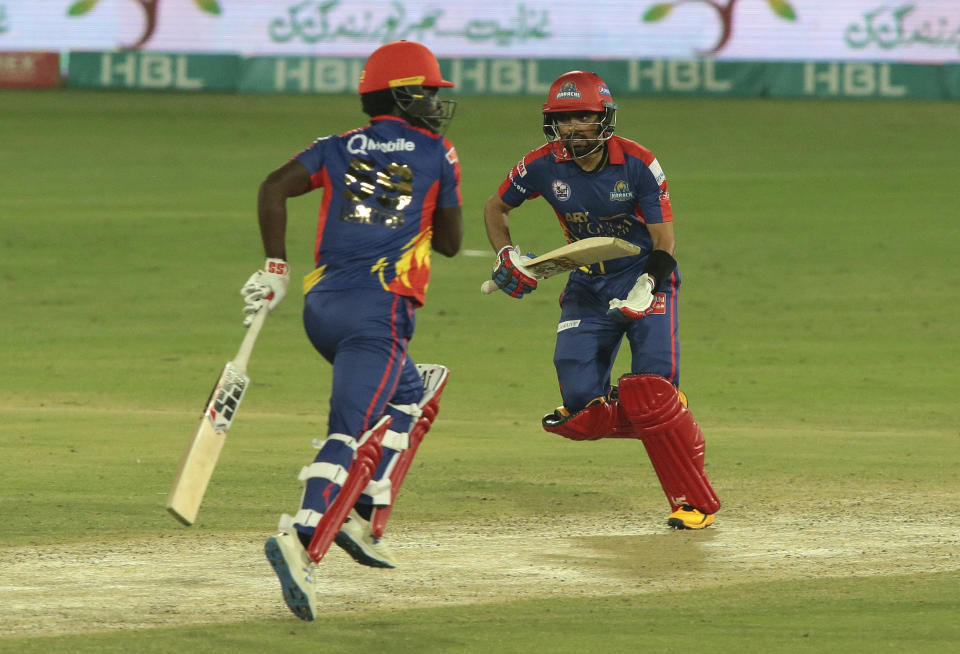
[617,374,687,430]
[553,360,601,412]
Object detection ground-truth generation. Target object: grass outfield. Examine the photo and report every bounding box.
[1,89,958,652]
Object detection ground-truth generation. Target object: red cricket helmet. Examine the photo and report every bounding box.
[542,70,618,154]
[542,70,616,114]
[358,40,454,94]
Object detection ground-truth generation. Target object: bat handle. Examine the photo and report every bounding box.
[232,307,268,372]
[480,280,499,295]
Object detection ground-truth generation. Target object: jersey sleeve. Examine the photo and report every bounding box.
[497,153,542,207]
[634,155,674,224]
[437,139,462,208]
[293,136,332,190]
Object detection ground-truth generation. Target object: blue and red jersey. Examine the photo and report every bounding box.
[295,115,461,306]
[497,136,673,279]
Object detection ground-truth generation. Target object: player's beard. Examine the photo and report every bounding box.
[562,132,603,158]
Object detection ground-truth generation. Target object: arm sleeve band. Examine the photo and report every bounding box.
[642,250,678,292]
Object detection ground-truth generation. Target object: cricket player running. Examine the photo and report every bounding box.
[241,41,462,621]
[482,71,720,531]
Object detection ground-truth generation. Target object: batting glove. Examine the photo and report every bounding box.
[607,273,655,321]
[491,245,538,298]
[241,258,290,327]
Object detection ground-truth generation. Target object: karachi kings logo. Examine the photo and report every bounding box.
[555,81,581,100]
[609,180,633,201]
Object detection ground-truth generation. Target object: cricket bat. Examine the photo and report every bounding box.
[480,237,643,294]
[166,307,268,525]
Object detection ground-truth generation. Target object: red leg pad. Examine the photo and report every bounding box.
[542,400,632,440]
[371,365,449,538]
[370,415,426,538]
[307,416,390,563]
[618,374,721,514]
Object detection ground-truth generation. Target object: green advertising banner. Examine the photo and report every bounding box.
[942,65,960,100]
[239,56,364,94]
[238,57,771,98]
[67,51,959,100]
[69,52,240,91]
[765,61,944,99]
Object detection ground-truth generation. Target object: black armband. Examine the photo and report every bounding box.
[642,250,678,292]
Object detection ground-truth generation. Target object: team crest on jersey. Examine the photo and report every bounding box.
[555,81,581,100]
[445,146,458,164]
[609,180,633,201]
[552,179,571,201]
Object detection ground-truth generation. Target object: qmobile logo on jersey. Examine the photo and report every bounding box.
[347,133,416,155]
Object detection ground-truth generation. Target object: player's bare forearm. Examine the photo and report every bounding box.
[647,222,677,258]
[257,160,312,260]
[431,205,463,257]
[483,194,514,252]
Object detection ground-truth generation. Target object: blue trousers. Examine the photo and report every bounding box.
[298,288,424,521]
[554,271,681,412]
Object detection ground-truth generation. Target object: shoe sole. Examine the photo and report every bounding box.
[264,537,315,621]
[334,531,395,569]
[667,516,715,530]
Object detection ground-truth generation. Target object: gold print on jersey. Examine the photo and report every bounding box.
[376,163,413,210]
[342,158,412,228]
[563,212,634,238]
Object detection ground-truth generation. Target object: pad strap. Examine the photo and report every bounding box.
[381,429,411,450]
[312,432,358,452]
[387,402,423,418]
[298,462,349,485]
[289,508,324,529]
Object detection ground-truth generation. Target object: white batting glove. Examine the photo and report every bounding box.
[491,245,538,298]
[241,258,290,327]
[607,273,655,321]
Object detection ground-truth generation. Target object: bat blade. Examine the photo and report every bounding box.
[523,237,643,279]
[166,360,250,525]
[166,417,228,526]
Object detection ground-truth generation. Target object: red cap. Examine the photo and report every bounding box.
[358,40,454,94]
[542,71,615,113]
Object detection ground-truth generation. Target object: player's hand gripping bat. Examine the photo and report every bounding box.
[480,237,643,294]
